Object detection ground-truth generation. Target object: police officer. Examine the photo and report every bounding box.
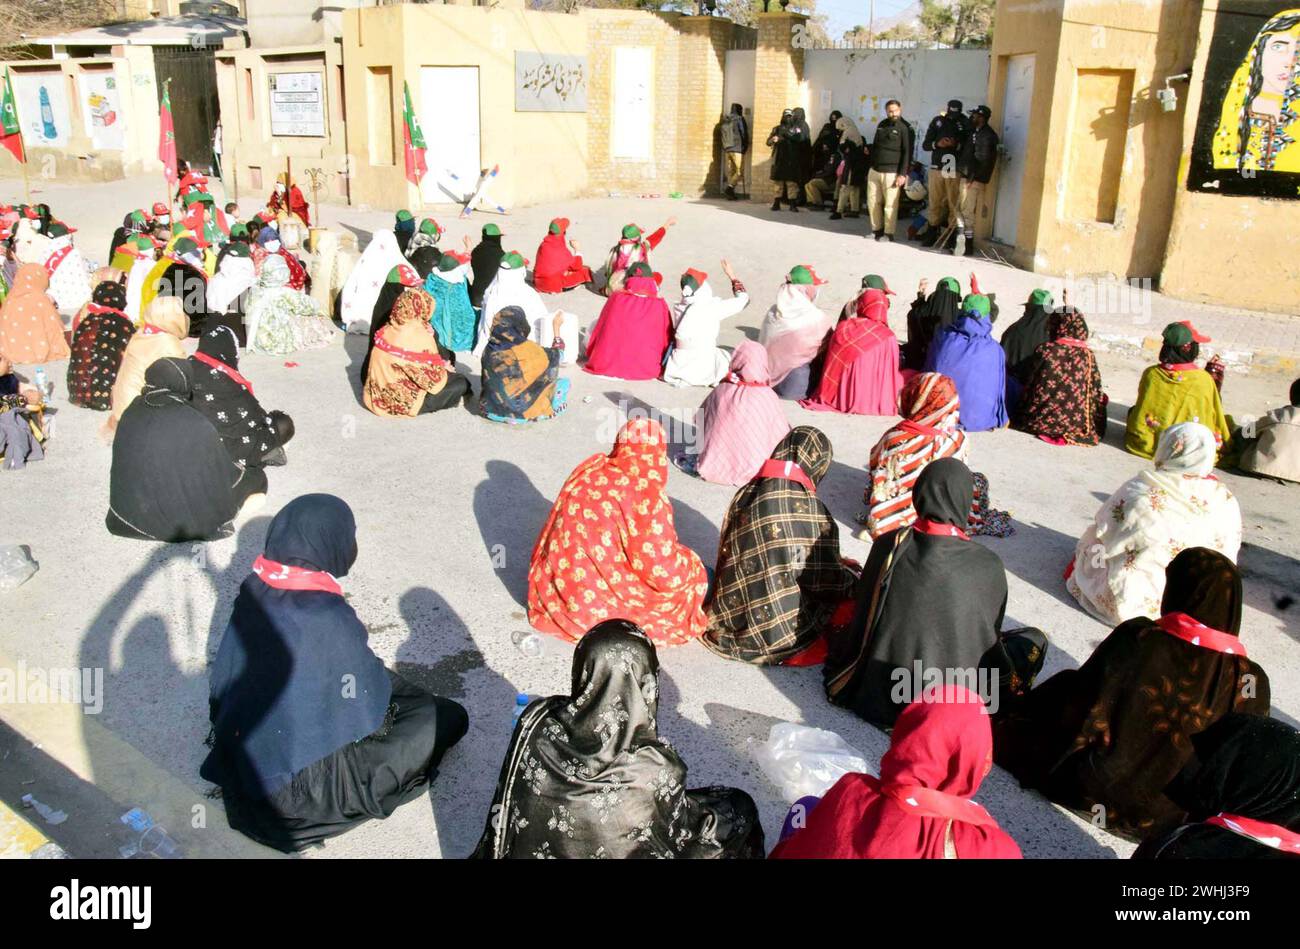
[915,99,969,247]
[955,104,999,257]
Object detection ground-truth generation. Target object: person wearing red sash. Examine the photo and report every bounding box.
[995,547,1271,842]
[772,686,1023,858]
[201,494,468,852]
[66,280,133,411]
[1013,306,1107,446]
[188,325,294,469]
[824,457,1047,728]
[703,427,859,665]
[1135,714,1300,859]
[362,287,469,417]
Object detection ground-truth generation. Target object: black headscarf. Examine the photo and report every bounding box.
[903,279,962,370]
[1000,292,1056,383]
[201,494,392,799]
[189,325,282,468]
[1136,715,1300,859]
[408,246,440,280]
[993,548,1271,841]
[824,458,1008,728]
[703,427,857,664]
[469,233,505,309]
[93,279,128,312]
[480,306,561,420]
[472,620,764,859]
[67,280,133,411]
[106,358,243,542]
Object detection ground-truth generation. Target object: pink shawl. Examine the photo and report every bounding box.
[583,276,671,381]
[696,340,791,485]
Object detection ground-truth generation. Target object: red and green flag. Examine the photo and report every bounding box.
[1,69,24,163]
[158,79,177,185]
[401,81,427,186]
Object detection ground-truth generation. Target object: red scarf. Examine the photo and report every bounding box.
[137,323,167,336]
[1154,612,1247,657]
[44,245,73,275]
[1056,338,1090,349]
[252,555,341,595]
[1161,362,1199,373]
[756,458,816,493]
[193,350,255,395]
[374,330,446,366]
[876,776,998,828]
[1204,814,1300,854]
[86,303,125,318]
[912,517,969,540]
[898,419,943,439]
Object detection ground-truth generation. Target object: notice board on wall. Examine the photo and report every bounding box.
[269,71,326,137]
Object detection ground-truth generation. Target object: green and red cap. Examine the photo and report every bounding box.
[861,273,894,295]
[548,218,569,235]
[681,268,708,292]
[788,264,827,286]
[387,263,421,286]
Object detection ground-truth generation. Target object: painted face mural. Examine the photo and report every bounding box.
[1191,4,1300,196]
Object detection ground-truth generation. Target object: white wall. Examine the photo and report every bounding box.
[803,48,990,141]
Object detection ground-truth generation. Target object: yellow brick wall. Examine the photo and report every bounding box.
[751,13,807,202]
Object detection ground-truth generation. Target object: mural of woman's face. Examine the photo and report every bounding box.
[1260,31,1297,96]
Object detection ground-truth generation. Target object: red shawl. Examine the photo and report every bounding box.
[771,686,1022,859]
[527,417,709,646]
[533,226,592,293]
[583,276,672,381]
[802,288,901,415]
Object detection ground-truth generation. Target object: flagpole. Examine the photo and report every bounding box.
[160,79,175,235]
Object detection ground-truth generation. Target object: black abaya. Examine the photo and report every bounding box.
[469,234,504,309]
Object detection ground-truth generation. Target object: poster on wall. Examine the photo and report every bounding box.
[1187,2,1300,199]
[611,47,652,160]
[515,52,587,112]
[78,71,126,150]
[269,72,326,137]
[11,70,71,148]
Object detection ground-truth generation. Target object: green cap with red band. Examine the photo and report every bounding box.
[681,268,708,292]
[387,264,420,286]
[788,264,827,286]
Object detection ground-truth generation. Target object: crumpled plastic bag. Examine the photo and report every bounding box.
[0,544,37,592]
[749,722,874,802]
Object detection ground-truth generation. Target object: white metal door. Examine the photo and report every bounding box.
[419,66,481,204]
[720,49,755,190]
[611,47,653,161]
[993,54,1034,246]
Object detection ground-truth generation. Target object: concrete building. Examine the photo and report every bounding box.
[986,0,1297,315]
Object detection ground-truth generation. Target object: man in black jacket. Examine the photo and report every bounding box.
[915,99,968,246]
[955,104,1000,256]
[866,100,914,241]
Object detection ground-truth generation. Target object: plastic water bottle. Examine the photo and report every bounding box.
[511,629,544,658]
[33,367,48,402]
[512,693,530,725]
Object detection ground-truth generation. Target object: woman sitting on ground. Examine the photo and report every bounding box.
[923,293,1007,431]
[359,264,429,382]
[1067,422,1241,625]
[532,217,592,294]
[662,261,750,388]
[583,265,672,381]
[67,280,134,412]
[901,276,961,370]
[201,494,469,853]
[1012,306,1106,446]
[1126,321,1231,460]
[1232,377,1300,484]
[771,687,1023,859]
[107,358,264,541]
[189,325,294,469]
[801,287,901,415]
[995,548,1270,842]
[206,242,256,345]
[474,251,550,358]
[473,620,763,859]
[528,418,710,647]
[1133,715,1300,860]
[601,219,674,297]
[0,264,70,365]
[691,340,790,485]
[425,251,477,354]
[703,426,858,665]
[760,264,834,400]
[251,225,309,291]
[824,458,1046,729]
[109,296,189,431]
[480,307,569,424]
[999,288,1055,408]
[244,255,337,356]
[363,288,470,418]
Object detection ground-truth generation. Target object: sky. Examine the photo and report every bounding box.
[815,0,919,40]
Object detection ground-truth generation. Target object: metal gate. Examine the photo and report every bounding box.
[153,45,220,174]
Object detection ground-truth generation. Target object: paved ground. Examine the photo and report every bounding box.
[2,175,1298,859]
